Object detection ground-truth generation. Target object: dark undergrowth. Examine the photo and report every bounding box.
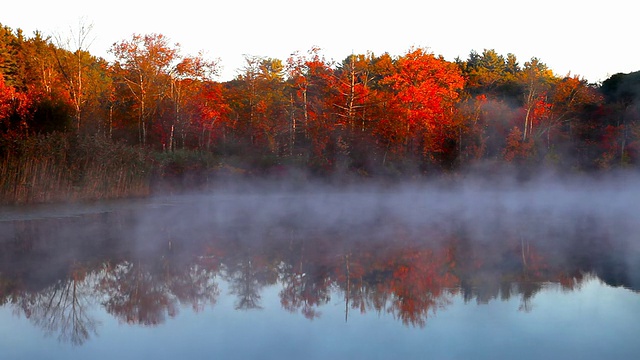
[0,132,622,205]
[0,133,150,204]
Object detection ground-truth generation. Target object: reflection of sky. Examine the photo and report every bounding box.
[2,278,639,360]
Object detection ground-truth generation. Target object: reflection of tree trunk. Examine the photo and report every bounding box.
[517,282,540,313]
[521,236,528,268]
[229,260,264,310]
[299,240,305,274]
[345,254,350,323]
[18,272,98,346]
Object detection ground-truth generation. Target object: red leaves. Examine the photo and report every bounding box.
[195,82,228,129]
[386,248,459,327]
[0,74,35,134]
[379,48,465,155]
[503,127,534,162]
[0,73,17,120]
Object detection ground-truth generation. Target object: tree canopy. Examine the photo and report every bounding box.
[1,22,638,178]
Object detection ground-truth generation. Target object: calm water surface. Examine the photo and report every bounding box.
[1,180,639,359]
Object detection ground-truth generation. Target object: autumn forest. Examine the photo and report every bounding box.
[1,23,639,203]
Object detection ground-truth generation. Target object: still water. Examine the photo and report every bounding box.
[1,179,639,359]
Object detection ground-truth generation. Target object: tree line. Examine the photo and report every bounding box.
[1,22,640,187]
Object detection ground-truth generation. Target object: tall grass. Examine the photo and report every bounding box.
[0,133,150,205]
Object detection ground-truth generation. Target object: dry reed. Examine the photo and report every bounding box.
[0,133,150,205]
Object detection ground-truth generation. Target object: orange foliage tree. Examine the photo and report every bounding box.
[286,47,337,166]
[110,34,180,146]
[380,48,465,165]
[191,81,229,150]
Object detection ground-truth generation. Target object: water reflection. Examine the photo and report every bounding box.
[11,266,100,345]
[1,186,639,346]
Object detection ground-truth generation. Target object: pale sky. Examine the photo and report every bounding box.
[2,0,637,83]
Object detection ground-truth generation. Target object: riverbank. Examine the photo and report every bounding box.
[0,133,149,205]
[0,132,628,206]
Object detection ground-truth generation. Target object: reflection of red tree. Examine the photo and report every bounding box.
[335,253,369,318]
[331,243,459,327]
[1,212,614,334]
[386,248,459,327]
[100,262,177,326]
[558,272,586,292]
[277,234,334,319]
[100,260,219,325]
[166,265,219,313]
[515,239,549,280]
[280,272,330,320]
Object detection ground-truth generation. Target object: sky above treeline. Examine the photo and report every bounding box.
[3,0,637,83]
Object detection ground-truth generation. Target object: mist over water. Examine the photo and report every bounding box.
[129,170,640,243]
[3,170,640,267]
[117,171,640,289]
[1,171,640,356]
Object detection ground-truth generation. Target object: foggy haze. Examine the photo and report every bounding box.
[2,171,640,289]
[2,171,640,353]
[3,171,640,244]
[129,171,640,239]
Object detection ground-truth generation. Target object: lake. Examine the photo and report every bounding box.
[1,177,639,359]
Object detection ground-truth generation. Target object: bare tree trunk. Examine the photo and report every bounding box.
[290,94,296,156]
[303,87,308,139]
[139,101,145,146]
[169,125,175,152]
[108,105,113,140]
[523,90,534,141]
[55,19,94,133]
